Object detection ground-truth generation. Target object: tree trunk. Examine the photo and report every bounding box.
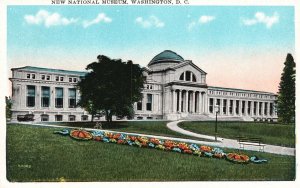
[91,114,94,122]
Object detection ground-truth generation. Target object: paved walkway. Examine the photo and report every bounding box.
[166,120,295,156]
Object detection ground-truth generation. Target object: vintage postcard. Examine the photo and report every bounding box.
[0,0,298,187]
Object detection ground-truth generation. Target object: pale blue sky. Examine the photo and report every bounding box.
[7,5,295,93]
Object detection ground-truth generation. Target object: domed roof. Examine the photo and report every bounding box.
[148,50,184,66]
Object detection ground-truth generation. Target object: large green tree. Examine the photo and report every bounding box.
[78,55,145,122]
[277,53,296,124]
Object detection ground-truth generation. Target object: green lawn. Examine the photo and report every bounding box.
[42,121,213,142]
[178,121,295,147]
[7,124,295,181]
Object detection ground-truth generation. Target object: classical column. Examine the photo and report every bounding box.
[220,98,223,116]
[178,90,182,112]
[191,91,195,113]
[250,101,254,116]
[142,93,147,112]
[36,85,41,110]
[245,100,248,116]
[233,100,236,116]
[213,97,216,114]
[266,102,270,117]
[226,99,230,116]
[63,87,68,110]
[261,102,265,117]
[185,91,189,113]
[50,86,55,110]
[21,84,26,108]
[172,90,176,113]
[239,100,242,116]
[198,92,202,114]
[203,92,208,114]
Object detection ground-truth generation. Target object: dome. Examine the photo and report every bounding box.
[148,50,184,66]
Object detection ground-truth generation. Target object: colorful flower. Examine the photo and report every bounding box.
[70,129,93,140]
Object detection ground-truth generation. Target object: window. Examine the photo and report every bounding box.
[41,86,50,107]
[55,115,63,121]
[185,71,191,81]
[247,101,251,115]
[209,98,214,113]
[69,78,72,82]
[68,88,76,108]
[73,78,77,82]
[264,102,268,115]
[46,75,50,80]
[137,116,143,120]
[254,102,257,115]
[259,102,262,115]
[27,85,35,107]
[69,115,76,121]
[216,99,220,107]
[270,103,274,116]
[179,73,184,80]
[236,100,240,114]
[146,94,152,111]
[32,74,36,79]
[229,100,233,114]
[179,71,197,82]
[55,87,63,108]
[56,76,59,81]
[242,101,245,114]
[41,114,49,122]
[41,75,45,80]
[146,117,153,119]
[27,74,30,79]
[137,101,142,110]
[81,115,88,121]
[60,77,64,81]
[223,99,227,114]
[192,74,196,82]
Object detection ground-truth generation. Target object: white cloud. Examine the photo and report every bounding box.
[199,15,215,24]
[24,10,77,28]
[242,12,279,28]
[187,15,215,30]
[83,13,112,28]
[135,16,164,28]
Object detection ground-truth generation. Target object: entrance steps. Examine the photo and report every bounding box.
[182,114,247,121]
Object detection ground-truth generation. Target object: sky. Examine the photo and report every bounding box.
[7,5,295,93]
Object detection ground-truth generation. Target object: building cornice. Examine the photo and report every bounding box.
[166,81,208,88]
[9,78,78,86]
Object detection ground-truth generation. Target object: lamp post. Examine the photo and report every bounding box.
[215,105,220,141]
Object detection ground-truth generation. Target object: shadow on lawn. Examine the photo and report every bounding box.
[56,121,130,130]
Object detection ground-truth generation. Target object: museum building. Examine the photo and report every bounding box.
[9,50,278,122]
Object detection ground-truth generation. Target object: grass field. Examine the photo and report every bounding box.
[6,124,295,181]
[178,121,295,147]
[43,121,213,142]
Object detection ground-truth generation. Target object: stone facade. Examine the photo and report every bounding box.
[9,50,278,122]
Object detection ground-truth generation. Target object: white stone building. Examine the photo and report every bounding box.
[9,50,277,122]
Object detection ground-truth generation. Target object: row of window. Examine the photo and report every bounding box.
[27,85,77,108]
[208,90,275,99]
[208,98,274,116]
[179,71,197,82]
[136,94,153,111]
[41,114,88,122]
[145,84,153,90]
[26,73,78,83]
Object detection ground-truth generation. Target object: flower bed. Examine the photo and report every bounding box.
[55,128,267,164]
[70,129,93,140]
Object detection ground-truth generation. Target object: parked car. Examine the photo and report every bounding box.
[17,114,34,121]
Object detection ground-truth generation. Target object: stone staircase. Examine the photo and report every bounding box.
[182,114,248,121]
